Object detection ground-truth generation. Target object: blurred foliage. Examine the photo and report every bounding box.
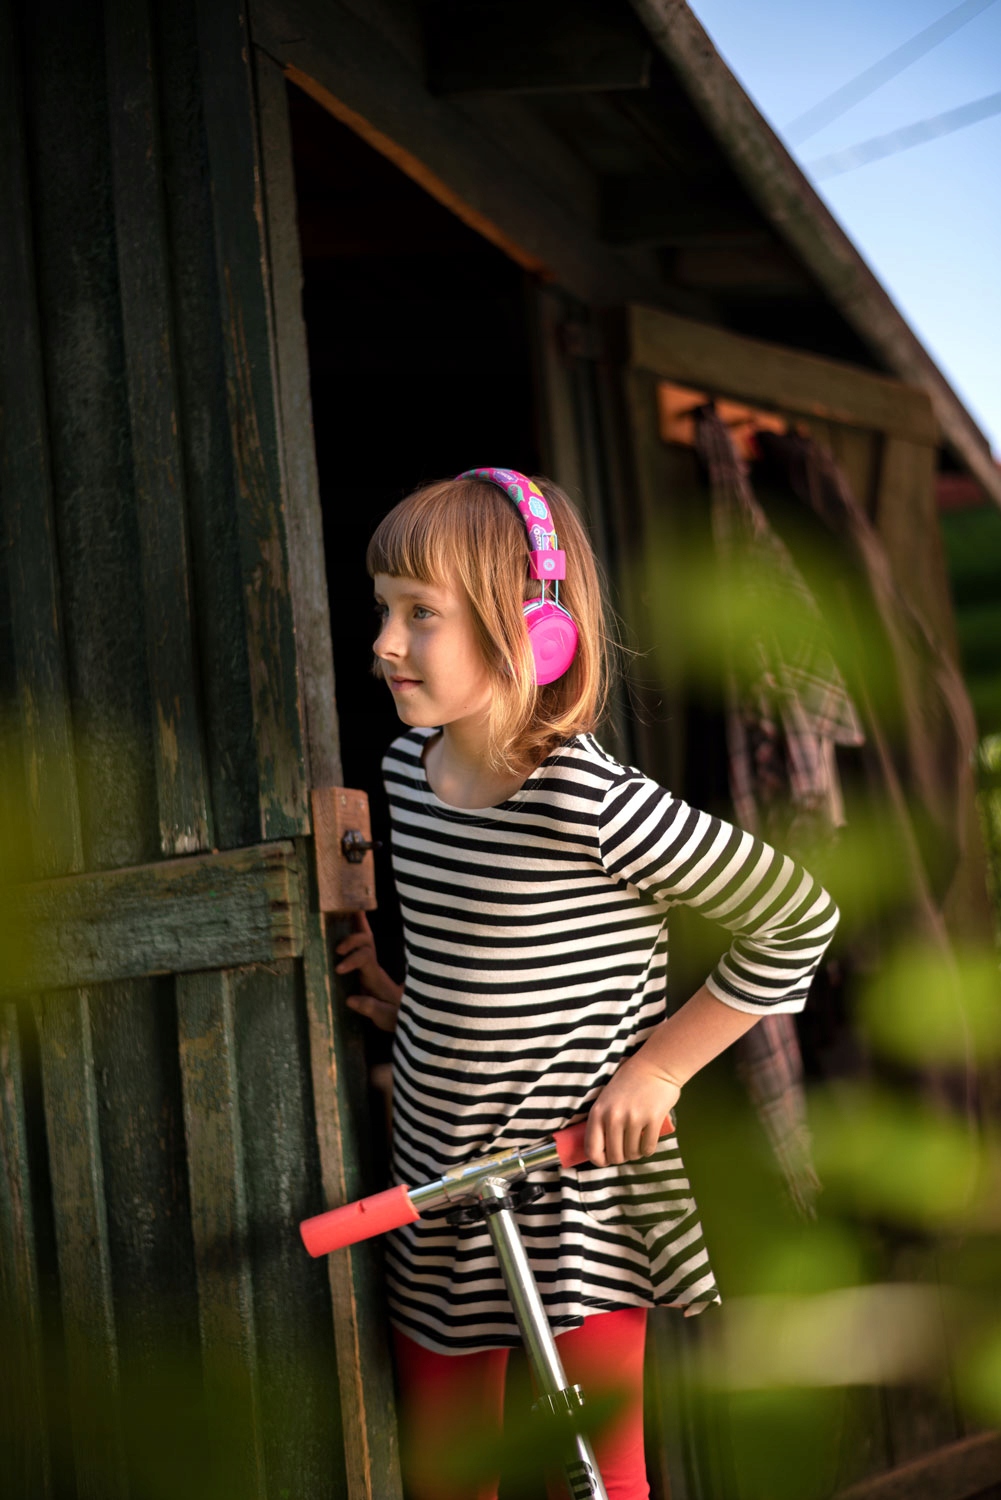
[857,943,1001,1066]
[4,524,1001,1499]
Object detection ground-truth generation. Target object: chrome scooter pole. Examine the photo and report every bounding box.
[476,1176,608,1500]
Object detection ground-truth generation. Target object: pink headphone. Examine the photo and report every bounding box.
[456,467,579,685]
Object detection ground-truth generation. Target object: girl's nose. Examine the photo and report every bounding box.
[374,615,402,660]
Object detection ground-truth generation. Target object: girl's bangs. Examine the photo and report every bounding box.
[366,484,463,585]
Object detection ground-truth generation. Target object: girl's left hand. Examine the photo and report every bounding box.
[584,1057,682,1166]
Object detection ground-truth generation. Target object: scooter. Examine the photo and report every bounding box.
[300,1114,674,1500]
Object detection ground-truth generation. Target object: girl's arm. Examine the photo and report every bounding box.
[585,984,759,1165]
[590,772,840,1165]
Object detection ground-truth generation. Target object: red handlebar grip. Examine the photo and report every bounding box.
[300,1184,418,1257]
[554,1115,675,1168]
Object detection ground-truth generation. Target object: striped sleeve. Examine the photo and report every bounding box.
[598,773,839,1015]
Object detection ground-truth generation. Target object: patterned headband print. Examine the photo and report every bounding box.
[456,467,565,580]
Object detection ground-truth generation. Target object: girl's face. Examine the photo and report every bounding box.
[372,573,495,731]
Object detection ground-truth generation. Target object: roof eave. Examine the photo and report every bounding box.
[627,0,1001,511]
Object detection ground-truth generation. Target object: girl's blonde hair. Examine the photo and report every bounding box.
[366,475,613,774]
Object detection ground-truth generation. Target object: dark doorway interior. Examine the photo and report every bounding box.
[288,84,541,982]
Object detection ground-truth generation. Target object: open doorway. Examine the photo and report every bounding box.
[287,83,542,980]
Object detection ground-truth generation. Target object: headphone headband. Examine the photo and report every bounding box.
[454,466,578,685]
[456,467,566,581]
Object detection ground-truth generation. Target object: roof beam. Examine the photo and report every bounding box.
[424,0,653,96]
[600,174,761,245]
[627,0,1001,510]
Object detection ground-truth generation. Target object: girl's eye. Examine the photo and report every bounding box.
[373,602,388,621]
[413,605,434,621]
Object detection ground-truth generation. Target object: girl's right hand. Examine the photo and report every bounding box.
[335,912,403,1033]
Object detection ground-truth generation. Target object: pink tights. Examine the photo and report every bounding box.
[392,1307,650,1500]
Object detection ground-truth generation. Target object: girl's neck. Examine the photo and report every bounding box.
[423,721,529,809]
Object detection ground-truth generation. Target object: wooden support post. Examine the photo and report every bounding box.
[104,0,212,856]
[620,365,687,791]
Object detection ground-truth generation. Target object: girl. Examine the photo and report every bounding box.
[336,470,838,1500]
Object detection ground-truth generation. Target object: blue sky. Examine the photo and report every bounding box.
[688,0,1001,453]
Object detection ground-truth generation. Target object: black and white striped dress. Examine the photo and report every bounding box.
[384,726,838,1354]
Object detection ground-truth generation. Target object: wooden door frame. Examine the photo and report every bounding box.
[251,43,405,1500]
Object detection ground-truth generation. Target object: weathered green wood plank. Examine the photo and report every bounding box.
[32,989,128,1500]
[0,0,83,883]
[254,50,342,792]
[104,0,212,857]
[626,304,938,445]
[296,844,403,1500]
[195,0,308,841]
[0,1003,52,1499]
[86,973,206,1497]
[22,0,159,874]
[232,957,348,1497]
[176,969,266,1499]
[0,9,119,1497]
[4,841,303,995]
[155,0,263,851]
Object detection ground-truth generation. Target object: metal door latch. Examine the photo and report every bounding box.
[310,787,378,912]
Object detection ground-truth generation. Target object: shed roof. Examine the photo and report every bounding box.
[264,0,999,506]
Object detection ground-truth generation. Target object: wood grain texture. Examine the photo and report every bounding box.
[620,366,688,793]
[196,0,308,841]
[626,304,938,445]
[32,988,129,1500]
[155,0,264,852]
[177,969,266,1499]
[875,438,958,659]
[0,0,83,884]
[1,9,126,1495]
[4,841,303,994]
[253,49,343,793]
[232,959,348,1497]
[833,1431,1001,1500]
[296,846,403,1500]
[0,1003,51,1498]
[104,0,212,857]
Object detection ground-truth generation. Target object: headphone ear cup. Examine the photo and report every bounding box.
[524,601,579,685]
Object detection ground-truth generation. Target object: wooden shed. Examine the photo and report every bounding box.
[2,1,998,1498]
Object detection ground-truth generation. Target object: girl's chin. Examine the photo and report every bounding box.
[392,699,437,726]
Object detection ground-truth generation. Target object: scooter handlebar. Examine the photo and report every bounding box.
[300,1115,676,1256]
[553,1114,675,1168]
[300,1183,418,1258]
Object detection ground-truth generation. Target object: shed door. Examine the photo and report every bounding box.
[0,5,396,1499]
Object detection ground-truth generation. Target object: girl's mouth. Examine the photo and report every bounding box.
[390,676,422,692]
